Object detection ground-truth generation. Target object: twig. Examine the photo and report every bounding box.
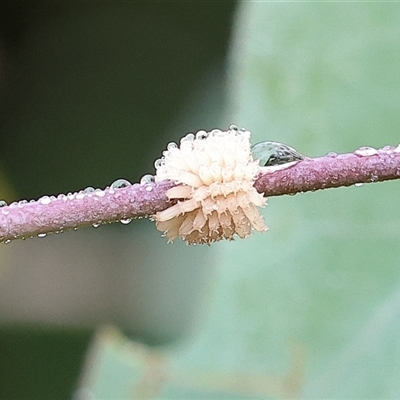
[256,146,400,196]
[0,180,175,243]
[0,146,399,244]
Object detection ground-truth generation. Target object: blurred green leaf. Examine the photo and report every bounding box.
[81,2,400,399]
[215,2,400,398]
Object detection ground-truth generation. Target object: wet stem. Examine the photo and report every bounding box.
[0,147,400,244]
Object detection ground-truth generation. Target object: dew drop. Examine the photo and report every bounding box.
[0,200,7,207]
[94,189,105,197]
[210,129,224,137]
[39,196,51,205]
[229,124,238,131]
[181,133,195,142]
[92,222,101,228]
[37,233,47,238]
[154,158,164,169]
[380,145,393,151]
[18,200,28,208]
[326,152,338,158]
[196,130,209,140]
[355,182,363,187]
[354,146,378,157]
[140,174,155,185]
[111,179,131,189]
[83,186,96,194]
[120,218,132,225]
[4,239,11,244]
[370,175,378,182]
[167,142,178,150]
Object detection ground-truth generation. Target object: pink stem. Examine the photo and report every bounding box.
[1,147,399,243]
[255,148,400,196]
[0,180,175,243]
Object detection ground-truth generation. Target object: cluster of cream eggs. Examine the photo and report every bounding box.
[153,125,268,244]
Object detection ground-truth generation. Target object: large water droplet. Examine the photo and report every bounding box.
[229,124,238,131]
[354,182,363,187]
[4,239,11,244]
[92,222,101,228]
[111,179,131,189]
[354,146,378,157]
[0,200,7,207]
[120,218,132,225]
[37,233,47,238]
[140,174,155,185]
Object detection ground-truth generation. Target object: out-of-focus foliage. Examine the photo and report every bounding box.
[81,2,400,399]
[0,2,233,198]
[222,3,400,398]
[0,2,234,399]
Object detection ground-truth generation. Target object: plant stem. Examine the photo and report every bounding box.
[255,147,400,196]
[0,180,175,243]
[1,146,399,244]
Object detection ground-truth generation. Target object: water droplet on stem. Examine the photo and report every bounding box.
[140,174,155,185]
[354,146,378,157]
[111,179,131,189]
[326,152,337,158]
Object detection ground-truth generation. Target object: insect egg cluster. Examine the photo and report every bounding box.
[153,126,268,244]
